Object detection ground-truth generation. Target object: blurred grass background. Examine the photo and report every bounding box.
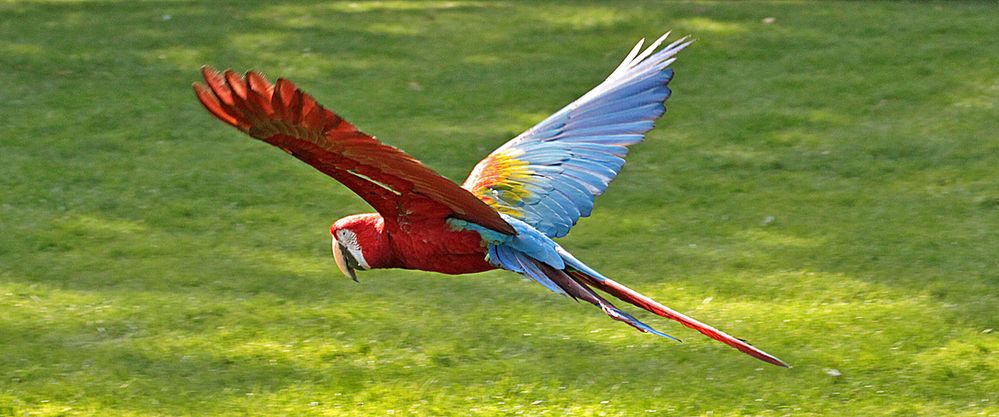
[1,1,997,416]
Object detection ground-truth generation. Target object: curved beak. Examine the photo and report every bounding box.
[332,241,359,282]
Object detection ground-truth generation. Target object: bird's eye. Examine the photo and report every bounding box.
[335,230,368,270]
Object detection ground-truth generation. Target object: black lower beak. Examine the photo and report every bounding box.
[333,241,360,283]
[347,265,359,283]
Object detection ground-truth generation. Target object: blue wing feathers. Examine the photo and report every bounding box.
[534,198,572,236]
[542,188,580,219]
[584,78,670,109]
[542,191,581,230]
[465,33,692,238]
[562,160,619,181]
[490,244,567,296]
[574,87,670,117]
[561,134,646,145]
[562,171,607,195]
[570,143,630,157]
[556,181,596,217]
[563,169,610,192]
[525,165,563,175]
[569,102,665,129]
[551,120,656,140]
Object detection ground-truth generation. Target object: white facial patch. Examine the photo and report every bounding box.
[335,229,370,269]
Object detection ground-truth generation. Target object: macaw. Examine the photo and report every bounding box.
[193,33,788,367]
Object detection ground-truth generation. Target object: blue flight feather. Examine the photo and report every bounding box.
[463,34,692,238]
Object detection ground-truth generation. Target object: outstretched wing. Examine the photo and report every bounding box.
[194,67,515,235]
[463,33,691,238]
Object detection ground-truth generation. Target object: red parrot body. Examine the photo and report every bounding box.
[193,33,790,367]
[332,213,493,274]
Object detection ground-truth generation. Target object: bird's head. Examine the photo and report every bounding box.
[330,213,390,281]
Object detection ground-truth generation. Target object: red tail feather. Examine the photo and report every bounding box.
[570,271,789,367]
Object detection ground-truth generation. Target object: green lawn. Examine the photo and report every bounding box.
[2,1,997,416]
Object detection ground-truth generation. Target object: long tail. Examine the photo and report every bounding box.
[531,261,680,342]
[556,249,789,367]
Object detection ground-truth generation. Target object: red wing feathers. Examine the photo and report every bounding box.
[194,67,515,235]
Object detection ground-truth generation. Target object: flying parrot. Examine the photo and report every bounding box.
[193,33,788,367]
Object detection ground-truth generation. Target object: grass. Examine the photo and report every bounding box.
[1,0,997,415]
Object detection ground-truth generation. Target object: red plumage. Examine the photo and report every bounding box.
[193,67,515,236]
[193,65,789,367]
[328,213,493,274]
[194,68,506,274]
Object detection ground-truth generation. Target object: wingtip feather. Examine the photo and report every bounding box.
[201,66,234,105]
[223,69,249,102]
[633,31,671,64]
[194,66,517,238]
[245,71,275,116]
[609,37,646,79]
[193,82,240,128]
[272,78,297,120]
